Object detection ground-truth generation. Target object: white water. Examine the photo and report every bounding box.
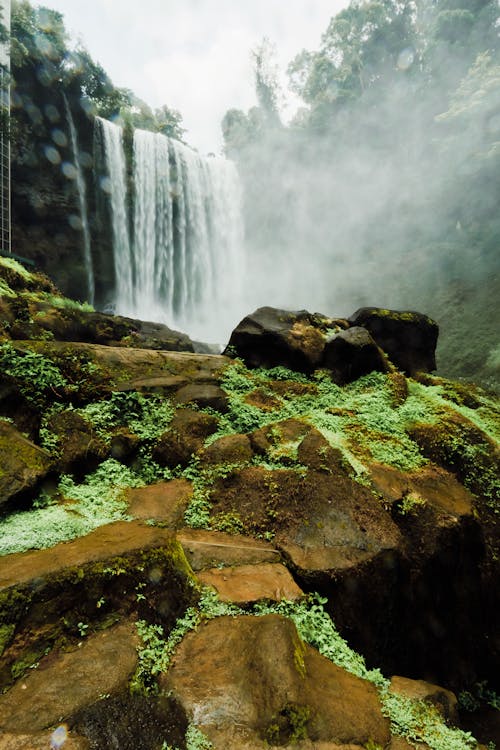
[96,121,245,344]
[95,117,134,311]
[64,96,94,305]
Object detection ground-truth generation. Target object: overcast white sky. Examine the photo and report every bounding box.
[41,0,350,153]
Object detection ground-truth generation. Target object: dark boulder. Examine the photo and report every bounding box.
[323,326,390,384]
[349,307,439,375]
[224,307,331,373]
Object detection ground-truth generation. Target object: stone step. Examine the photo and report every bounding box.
[197,562,303,604]
[176,528,280,571]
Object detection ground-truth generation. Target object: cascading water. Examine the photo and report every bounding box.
[94,116,134,312]
[64,95,94,305]
[95,119,245,343]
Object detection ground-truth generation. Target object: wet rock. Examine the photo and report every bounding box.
[177,529,280,571]
[0,522,194,693]
[126,480,193,525]
[162,614,391,748]
[0,421,53,508]
[0,622,139,733]
[13,342,228,393]
[323,326,389,384]
[348,307,439,375]
[197,562,303,604]
[224,306,330,373]
[153,408,219,469]
[199,434,253,465]
[33,305,195,353]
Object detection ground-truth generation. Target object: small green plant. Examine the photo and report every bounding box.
[0,342,68,406]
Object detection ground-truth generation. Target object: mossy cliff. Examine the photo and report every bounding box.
[0,257,498,749]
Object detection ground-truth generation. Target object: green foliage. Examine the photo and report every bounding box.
[0,459,137,556]
[382,690,476,749]
[0,341,68,406]
[78,391,174,442]
[44,294,94,313]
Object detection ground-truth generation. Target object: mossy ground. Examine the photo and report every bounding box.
[0,284,498,749]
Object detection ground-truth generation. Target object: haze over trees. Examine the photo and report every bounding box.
[223,0,500,389]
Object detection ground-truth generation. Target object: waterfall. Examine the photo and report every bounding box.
[94,116,134,311]
[94,119,245,343]
[64,95,94,304]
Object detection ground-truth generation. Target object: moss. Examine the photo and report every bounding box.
[0,624,15,657]
[265,703,312,745]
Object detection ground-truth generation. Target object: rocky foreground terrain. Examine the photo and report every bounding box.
[0,255,499,749]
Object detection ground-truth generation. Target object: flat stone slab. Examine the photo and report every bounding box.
[0,422,52,507]
[197,562,303,603]
[177,529,280,571]
[126,480,192,525]
[13,342,228,388]
[0,521,176,591]
[0,622,139,733]
[368,463,473,517]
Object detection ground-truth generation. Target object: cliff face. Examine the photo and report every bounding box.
[0,256,498,749]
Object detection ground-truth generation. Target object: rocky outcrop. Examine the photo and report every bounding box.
[162,614,391,748]
[225,305,439,380]
[0,291,498,749]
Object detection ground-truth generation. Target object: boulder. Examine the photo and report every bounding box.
[199,434,253,465]
[0,421,53,508]
[323,326,390,384]
[174,383,229,412]
[162,614,391,748]
[348,307,439,375]
[224,307,330,373]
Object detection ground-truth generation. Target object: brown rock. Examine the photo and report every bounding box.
[174,383,229,412]
[153,408,219,469]
[126,479,193,525]
[197,563,303,604]
[163,614,391,747]
[177,529,280,571]
[0,733,89,750]
[0,622,139,732]
[297,428,348,473]
[199,434,253,465]
[47,409,108,470]
[13,342,228,391]
[390,676,459,724]
[0,421,52,507]
[0,521,181,591]
[368,463,474,517]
